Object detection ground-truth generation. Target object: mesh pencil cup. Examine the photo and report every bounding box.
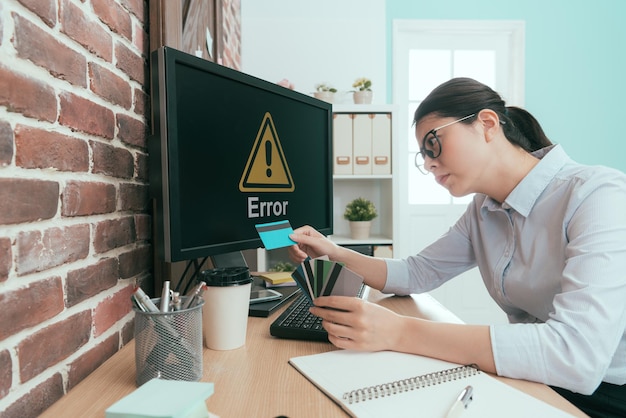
[133,296,204,386]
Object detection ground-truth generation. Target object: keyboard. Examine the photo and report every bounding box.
[269,293,328,342]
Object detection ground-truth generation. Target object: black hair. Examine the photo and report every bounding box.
[413,77,552,152]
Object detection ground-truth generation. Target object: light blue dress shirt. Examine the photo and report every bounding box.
[384,144,626,394]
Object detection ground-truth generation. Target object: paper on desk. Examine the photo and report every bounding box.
[105,378,214,418]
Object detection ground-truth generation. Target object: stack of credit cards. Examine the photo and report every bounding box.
[292,256,364,303]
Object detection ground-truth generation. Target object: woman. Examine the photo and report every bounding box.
[288,78,626,418]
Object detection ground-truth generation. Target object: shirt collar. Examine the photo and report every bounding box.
[481,144,570,217]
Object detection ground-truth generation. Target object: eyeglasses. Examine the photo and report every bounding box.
[415,113,476,174]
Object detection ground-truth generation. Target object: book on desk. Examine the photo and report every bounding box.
[289,349,574,418]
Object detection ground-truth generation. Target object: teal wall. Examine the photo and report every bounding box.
[386,0,626,172]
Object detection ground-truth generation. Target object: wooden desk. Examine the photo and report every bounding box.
[41,291,587,417]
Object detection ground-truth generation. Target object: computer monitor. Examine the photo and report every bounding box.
[149,46,333,263]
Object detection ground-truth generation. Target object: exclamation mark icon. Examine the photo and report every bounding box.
[265,140,272,178]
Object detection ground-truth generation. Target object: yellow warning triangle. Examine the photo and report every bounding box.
[239,112,295,192]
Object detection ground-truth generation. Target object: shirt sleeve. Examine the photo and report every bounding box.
[490,176,626,394]
[383,203,478,295]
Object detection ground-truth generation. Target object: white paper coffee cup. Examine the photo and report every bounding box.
[200,267,252,350]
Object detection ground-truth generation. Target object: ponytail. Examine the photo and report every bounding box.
[502,106,552,152]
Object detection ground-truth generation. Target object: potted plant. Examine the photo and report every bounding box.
[313,83,337,103]
[351,77,373,104]
[344,197,377,239]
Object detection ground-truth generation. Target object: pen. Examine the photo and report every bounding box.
[171,291,181,311]
[445,385,473,418]
[160,281,171,312]
[182,281,207,309]
[133,287,160,313]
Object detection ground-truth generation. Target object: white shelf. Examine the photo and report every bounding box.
[334,174,392,180]
[330,235,393,246]
[332,104,395,113]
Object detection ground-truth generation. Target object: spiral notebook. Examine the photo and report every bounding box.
[289,350,574,418]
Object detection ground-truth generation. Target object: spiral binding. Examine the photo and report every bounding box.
[342,364,479,404]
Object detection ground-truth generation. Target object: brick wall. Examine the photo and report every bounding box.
[0,0,241,415]
[222,0,242,69]
[0,0,150,416]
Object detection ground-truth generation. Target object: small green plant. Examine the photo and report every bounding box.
[343,197,377,222]
[315,83,337,93]
[352,77,372,92]
[269,261,295,272]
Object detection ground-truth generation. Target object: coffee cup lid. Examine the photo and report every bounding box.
[200,267,252,287]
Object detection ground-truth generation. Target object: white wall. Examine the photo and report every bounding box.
[241,0,387,104]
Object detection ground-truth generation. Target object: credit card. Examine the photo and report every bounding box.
[255,220,297,250]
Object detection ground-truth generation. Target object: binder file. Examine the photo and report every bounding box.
[333,113,353,175]
[371,113,391,175]
[352,114,372,175]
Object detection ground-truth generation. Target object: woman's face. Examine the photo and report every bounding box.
[415,114,487,197]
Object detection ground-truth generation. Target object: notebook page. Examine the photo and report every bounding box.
[289,350,574,418]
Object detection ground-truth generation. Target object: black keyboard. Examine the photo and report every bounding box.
[269,293,328,342]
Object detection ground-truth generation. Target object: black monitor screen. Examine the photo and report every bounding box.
[149,47,333,262]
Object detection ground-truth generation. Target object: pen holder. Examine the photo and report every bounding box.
[133,297,204,386]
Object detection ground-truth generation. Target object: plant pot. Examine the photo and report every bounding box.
[314,91,335,103]
[349,221,372,240]
[353,90,373,104]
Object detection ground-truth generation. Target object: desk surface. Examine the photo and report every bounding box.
[41,291,586,417]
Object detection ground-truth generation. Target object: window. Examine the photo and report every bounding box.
[393,20,525,205]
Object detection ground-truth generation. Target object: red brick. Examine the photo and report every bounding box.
[0,277,64,341]
[94,285,134,336]
[67,334,118,390]
[59,92,115,139]
[133,87,148,118]
[121,0,146,23]
[134,214,151,242]
[119,245,151,279]
[18,311,91,382]
[89,62,132,108]
[0,178,58,225]
[0,119,12,166]
[17,0,57,27]
[91,140,134,178]
[0,64,57,122]
[61,180,116,216]
[16,224,90,275]
[94,216,136,254]
[92,0,132,41]
[115,41,145,84]
[0,237,11,282]
[0,349,11,399]
[13,13,86,88]
[1,373,64,418]
[119,182,148,211]
[117,113,146,148]
[60,0,112,62]
[135,151,148,181]
[66,257,119,307]
[15,125,89,171]
[133,20,148,56]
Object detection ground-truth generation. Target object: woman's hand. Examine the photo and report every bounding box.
[288,225,340,263]
[310,296,403,352]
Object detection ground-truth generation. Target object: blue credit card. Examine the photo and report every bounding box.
[255,220,297,250]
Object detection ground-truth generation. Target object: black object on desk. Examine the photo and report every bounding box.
[269,283,369,341]
[269,293,329,342]
[248,277,301,317]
